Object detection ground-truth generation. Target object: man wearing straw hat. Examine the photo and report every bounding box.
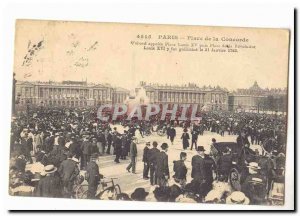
[36,165,62,198]
[226,191,250,205]
[241,162,268,205]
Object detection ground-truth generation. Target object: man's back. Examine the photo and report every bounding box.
[86,161,100,184]
[36,175,61,198]
[191,155,205,181]
[58,159,78,182]
[156,151,169,178]
[148,148,160,164]
[130,142,137,156]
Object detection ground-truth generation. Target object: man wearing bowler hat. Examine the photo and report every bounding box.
[86,153,101,199]
[155,143,170,187]
[191,146,207,199]
[142,142,151,179]
[148,141,160,185]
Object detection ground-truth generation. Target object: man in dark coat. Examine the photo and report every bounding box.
[69,137,81,158]
[80,135,91,169]
[203,153,216,196]
[126,137,138,173]
[155,143,170,187]
[97,130,106,154]
[173,152,187,186]
[121,132,128,160]
[142,142,151,179]
[169,126,176,145]
[86,153,101,199]
[114,136,122,163]
[90,137,100,155]
[58,156,80,198]
[36,165,62,198]
[148,141,160,185]
[217,147,233,181]
[191,146,206,198]
[191,127,199,150]
[181,128,190,150]
[21,133,33,164]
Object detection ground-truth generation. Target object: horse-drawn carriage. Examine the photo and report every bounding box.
[211,141,285,205]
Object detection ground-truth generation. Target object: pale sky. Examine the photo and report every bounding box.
[13,20,290,91]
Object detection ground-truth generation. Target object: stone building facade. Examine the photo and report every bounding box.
[136,81,229,111]
[15,80,129,108]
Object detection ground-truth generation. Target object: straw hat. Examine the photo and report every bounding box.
[42,165,57,175]
[247,162,261,169]
[71,157,80,163]
[226,191,250,205]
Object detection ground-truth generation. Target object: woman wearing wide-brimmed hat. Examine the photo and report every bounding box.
[180,128,190,150]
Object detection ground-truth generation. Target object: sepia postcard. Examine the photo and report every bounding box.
[9,19,291,208]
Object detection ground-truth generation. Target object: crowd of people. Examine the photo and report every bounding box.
[9,106,286,205]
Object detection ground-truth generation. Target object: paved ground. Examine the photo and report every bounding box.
[25,124,262,197]
[95,125,240,195]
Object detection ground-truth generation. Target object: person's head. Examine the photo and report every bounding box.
[146,142,150,147]
[180,152,187,161]
[169,184,182,202]
[183,128,188,133]
[152,141,158,148]
[153,186,170,202]
[161,143,169,152]
[131,188,149,201]
[197,146,205,156]
[212,138,216,143]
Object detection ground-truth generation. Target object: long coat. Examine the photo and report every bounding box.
[86,160,100,185]
[58,159,80,185]
[181,133,190,149]
[155,151,169,178]
[173,160,187,180]
[129,142,137,157]
[191,155,206,182]
[148,148,160,165]
[142,146,150,163]
[35,174,62,198]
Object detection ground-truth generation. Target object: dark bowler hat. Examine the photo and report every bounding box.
[196,146,205,152]
[161,143,169,150]
[152,141,158,147]
[131,188,149,201]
